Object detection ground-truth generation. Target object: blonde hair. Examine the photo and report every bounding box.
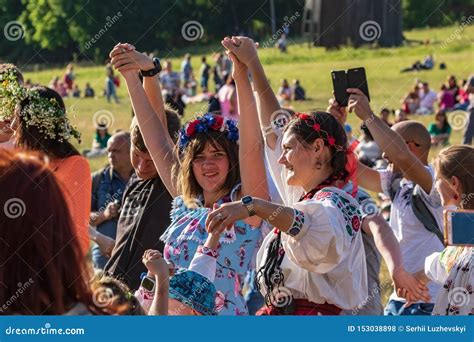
[434,145,474,209]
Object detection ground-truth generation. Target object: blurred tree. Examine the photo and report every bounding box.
[403,0,474,29]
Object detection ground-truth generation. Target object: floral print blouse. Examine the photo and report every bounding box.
[160,184,262,315]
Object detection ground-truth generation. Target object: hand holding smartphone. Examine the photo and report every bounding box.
[331,67,370,107]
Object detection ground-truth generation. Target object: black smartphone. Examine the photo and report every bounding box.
[347,67,370,102]
[331,70,349,107]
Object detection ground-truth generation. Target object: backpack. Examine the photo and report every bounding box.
[389,175,444,244]
[411,186,444,244]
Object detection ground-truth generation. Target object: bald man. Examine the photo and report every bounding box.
[342,88,443,316]
[89,132,134,270]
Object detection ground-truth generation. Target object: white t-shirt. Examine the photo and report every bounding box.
[419,90,437,110]
[379,166,444,302]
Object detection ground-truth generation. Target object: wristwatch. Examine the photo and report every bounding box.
[140,273,155,292]
[140,57,162,77]
[241,196,256,217]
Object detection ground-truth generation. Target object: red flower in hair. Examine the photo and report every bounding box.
[297,112,310,120]
[328,136,336,146]
[313,123,321,132]
[186,120,198,136]
[211,115,224,130]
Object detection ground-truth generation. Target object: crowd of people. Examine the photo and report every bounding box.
[352,73,473,169]
[0,35,473,317]
[401,75,470,115]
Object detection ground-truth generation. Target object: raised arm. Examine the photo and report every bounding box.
[223,44,269,227]
[222,37,280,149]
[347,88,433,193]
[142,250,171,315]
[326,99,383,193]
[110,46,178,197]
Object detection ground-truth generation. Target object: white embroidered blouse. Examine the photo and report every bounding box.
[255,133,368,310]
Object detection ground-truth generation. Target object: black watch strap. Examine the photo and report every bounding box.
[140,57,162,77]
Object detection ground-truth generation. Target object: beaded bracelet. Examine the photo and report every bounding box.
[197,245,219,258]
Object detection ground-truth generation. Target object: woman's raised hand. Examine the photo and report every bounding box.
[326,99,348,126]
[206,202,249,235]
[221,36,259,68]
[109,43,154,75]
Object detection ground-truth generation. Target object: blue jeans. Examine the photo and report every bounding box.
[384,299,434,316]
[92,222,117,270]
[106,78,118,103]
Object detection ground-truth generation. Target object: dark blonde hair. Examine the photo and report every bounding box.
[130,106,181,153]
[434,145,474,209]
[174,129,239,206]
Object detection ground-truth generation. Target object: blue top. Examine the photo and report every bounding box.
[91,166,128,268]
[161,184,262,315]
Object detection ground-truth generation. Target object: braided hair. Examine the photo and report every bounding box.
[255,111,349,313]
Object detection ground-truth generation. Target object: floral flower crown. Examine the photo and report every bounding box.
[21,89,81,143]
[294,112,346,152]
[0,70,26,121]
[179,113,239,151]
[0,71,80,143]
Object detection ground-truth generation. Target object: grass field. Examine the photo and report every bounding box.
[21,24,474,307]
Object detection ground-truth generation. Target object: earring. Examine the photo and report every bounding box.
[453,194,459,201]
[315,159,322,170]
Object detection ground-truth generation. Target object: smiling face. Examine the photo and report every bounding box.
[130,144,157,180]
[192,141,230,195]
[278,131,326,189]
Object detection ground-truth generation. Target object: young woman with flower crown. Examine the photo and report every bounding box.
[204,37,368,315]
[9,85,91,254]
[109,43,268,315]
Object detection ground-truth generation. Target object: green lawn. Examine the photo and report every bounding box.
[22,24,474,307]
